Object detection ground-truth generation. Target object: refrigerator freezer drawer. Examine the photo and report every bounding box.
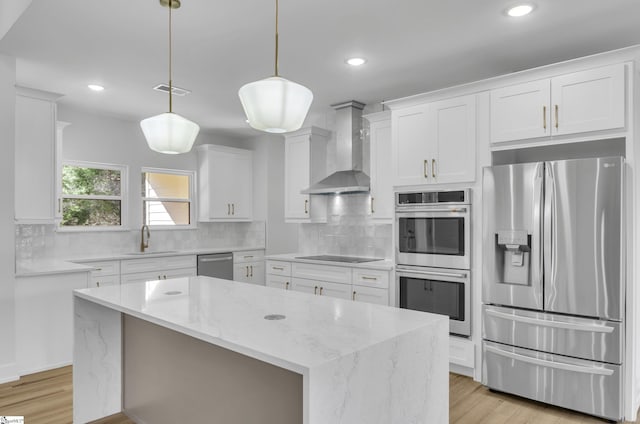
[483,305,622,364]
[482,341,622,421]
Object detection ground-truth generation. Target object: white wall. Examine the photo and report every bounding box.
[0,53,17,382]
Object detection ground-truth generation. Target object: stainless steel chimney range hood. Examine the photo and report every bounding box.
[301,101,370,194]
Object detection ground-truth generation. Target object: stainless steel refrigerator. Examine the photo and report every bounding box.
[482,156,624,421]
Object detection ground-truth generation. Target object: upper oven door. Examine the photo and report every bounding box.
[396,206,470,269]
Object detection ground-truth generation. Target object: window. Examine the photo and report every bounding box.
[142,168,194,227]
[60,161,127,229]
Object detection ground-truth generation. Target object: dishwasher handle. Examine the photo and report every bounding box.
[199,255,233,263]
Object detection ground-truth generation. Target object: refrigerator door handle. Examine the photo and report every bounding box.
[544,163,556,304]
[531,163,544,290]
[485,309,615,333]
[485,345,614,376]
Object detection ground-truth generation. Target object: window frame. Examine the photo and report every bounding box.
[57,160,129,232]
[141,167,196,230]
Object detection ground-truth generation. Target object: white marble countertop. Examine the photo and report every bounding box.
[265,253,395,270]
[74,276,442,373]
[16,246,264,277]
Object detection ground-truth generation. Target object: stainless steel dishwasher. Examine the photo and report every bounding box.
[197,253,234,280]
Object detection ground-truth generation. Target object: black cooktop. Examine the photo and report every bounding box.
[295,255,383,263]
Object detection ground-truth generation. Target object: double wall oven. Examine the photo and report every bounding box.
[395,189,471,337]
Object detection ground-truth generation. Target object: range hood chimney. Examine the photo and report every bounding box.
[302,101,369,194]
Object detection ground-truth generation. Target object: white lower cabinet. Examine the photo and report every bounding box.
[120,255,197,284]
[233,250,265,285]
[266,274,291,290]
[351,285,389,305]
[83,260,120,288]
[15,271,90,375]
[121,267,196,285]
[266,259,391,305]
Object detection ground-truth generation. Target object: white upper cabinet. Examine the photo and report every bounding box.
[15,88,61,223]
[490,79,551,142]
[284,127,329,223]
[197,144,253,222]
[551,64,625,136]
[428,95,476,184]
[490,63,625,143]
[392,94,476,187]
[364,111,393,221]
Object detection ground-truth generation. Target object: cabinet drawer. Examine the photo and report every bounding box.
[266,275,291,290]
[121,267,196,285]
[89,274,120,288]
[121,255,196,274]
[352,268,389,289]
[292,263,351,284]
[234,250,265,264]
[291,278,351,300]
[82,260,120,277]
[266,260,291,276]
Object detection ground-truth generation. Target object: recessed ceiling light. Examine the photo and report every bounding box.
[346,57,367,67]
[506,4,535,17]
[88,84,104,91]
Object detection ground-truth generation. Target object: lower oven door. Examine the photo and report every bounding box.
[397,266,470,337]
[482,340,622,421]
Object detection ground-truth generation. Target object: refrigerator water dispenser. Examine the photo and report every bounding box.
[496,230,530,285]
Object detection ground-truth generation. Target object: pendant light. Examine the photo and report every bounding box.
[141,0,199,154]
[238,0,313,133]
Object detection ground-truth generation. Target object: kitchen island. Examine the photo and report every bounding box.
[73,276,448,424]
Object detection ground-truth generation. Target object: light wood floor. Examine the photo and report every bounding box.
[0,366,627,423]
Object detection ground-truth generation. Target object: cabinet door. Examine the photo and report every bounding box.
[392,104,430,186]
[284,134,311,220]
[291,277,320,295]
[207,149,236,219]
[247,261,265,285]
[317,280,351,300]
[490,79,551,143]
[368,115,393,221]
[229,150,253,220]
[266,274,291,290]
[430,95,477,184]
[352,285,389,306]
[15,95,57,223]
[234,264,252,283]
[551,64,625,136]
[89,274,120,288]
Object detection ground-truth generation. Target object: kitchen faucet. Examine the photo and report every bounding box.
[140,224,150,252]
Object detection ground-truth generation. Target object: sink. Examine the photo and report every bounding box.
[124,250,178,256]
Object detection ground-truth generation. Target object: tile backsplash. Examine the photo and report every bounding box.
[299,194,393,259]
[15,221,266,261]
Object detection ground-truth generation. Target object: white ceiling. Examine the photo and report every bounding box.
[1,0,639,138]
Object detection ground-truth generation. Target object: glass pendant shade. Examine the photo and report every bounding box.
[238,76,313,133]
[140,112,200,154]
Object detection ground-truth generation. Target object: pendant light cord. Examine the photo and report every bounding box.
[168,0,173,113]
[274,0,279,77]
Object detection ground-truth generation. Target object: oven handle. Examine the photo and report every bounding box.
[396,207,468,213]
[396,267,467,279]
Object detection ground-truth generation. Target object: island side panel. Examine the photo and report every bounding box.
[73,296,123,423]
[122,314,303,424]
[308,318,449,424]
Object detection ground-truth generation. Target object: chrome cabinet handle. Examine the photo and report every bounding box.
[227,204,231,215]
[543,105,547,130]
[432,159,436,178]
[285,281,289,290]
[352,291,356,301]
[245,266,249,278]
[272,266,284,271]
[319,287,323,295]
[243,255,254,259]
[232,203,235,215]
[250,265,253,277]
[361,276,378,281]
[96,281,100,288]
[314,286,318,295]
[370,197,375,214]
[423,159,428,178]
[555,104,559,129]
[304,199,309,214]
